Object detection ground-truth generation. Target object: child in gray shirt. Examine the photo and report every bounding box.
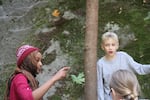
[97,32,150,100]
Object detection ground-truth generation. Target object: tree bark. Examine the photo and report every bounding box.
[84,0,98,100]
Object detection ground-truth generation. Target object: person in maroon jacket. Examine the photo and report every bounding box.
[4,45,70,100]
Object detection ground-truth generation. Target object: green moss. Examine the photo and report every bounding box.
[43,50,57,65]
[48,95,61,100]
[0,64,16,99]
[137,75,150,98]
[48,80,84,100]
[0,0,2,5]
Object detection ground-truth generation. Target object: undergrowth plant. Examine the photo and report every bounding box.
[71,72,85,85]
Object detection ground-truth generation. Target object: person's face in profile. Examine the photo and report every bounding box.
[111,88,123,100]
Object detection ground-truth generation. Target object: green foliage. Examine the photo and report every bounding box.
[0,64,16,99]
[144,12,150,21]
[53,0,86,11]
[0,0,2,5]
[53,18,85,67]
[71,72,85,85]
[32,7,50,29]
[137,74,150,98]
[48,95,61,100]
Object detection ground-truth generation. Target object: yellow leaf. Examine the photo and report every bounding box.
[52,9,60,17]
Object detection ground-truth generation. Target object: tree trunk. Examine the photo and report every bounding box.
[84,0,98,100]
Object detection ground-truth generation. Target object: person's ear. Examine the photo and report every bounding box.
[111,88,116,96]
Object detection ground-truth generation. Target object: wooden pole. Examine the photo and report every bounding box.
[84,0,98,99]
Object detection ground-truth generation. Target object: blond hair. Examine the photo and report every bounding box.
[101,32,119,43]
[110,69,140,100]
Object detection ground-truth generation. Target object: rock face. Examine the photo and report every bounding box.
[37,40,70,100]
[0,1,71,99]
[0,0,48,65]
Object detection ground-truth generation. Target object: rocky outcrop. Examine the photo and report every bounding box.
[0,1,73,99]
[0,0,48,65]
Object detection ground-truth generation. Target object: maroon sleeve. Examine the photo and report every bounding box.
[10,74,34,100]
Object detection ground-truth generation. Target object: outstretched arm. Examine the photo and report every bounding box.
[32,66,70,100]
[125,52,150,75]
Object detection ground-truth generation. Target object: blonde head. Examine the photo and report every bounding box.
[101,32,119,44]
[110,70,141,100]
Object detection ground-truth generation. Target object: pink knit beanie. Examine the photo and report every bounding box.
[16,45,39,67]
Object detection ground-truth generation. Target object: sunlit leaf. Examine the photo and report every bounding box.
[52,9,60,17]
[71,72,85,85]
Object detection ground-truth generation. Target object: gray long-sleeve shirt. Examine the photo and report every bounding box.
[97,51,150,100]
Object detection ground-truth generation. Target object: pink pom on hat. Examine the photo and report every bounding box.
[16,45,39,67]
